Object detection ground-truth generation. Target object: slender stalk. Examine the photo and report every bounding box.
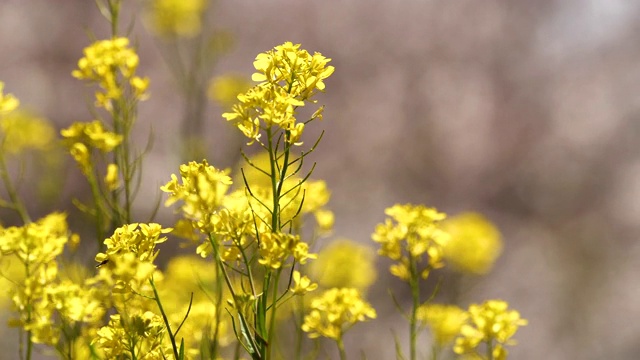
[337,336,347,360]
[487,339,494,360]
[0,153,31,223]
[149,278,180,360]
[409,256,420,360]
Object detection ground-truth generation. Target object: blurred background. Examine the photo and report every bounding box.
[1,0,640,359]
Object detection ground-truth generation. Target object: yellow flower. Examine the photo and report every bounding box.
[0,81,19,114]
[302,288,376,340]
[94,223,171,293]
[145,0,209,38]
[290,270,318,295]
[104,163,119,191]
[61,120,123,153]
[161,160,232,227]
[309,238,377,291]
[94,312,169,359]
[72,37,148,108]
[417,303,468,346]
[222,42,333,145]
[442,213,503,275]
[258,231,316,269]
[454,300,527,359]
[372,204,450,280]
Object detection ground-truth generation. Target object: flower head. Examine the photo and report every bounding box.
[72,37,149,108]
[372,204,450,280]
[454,300,528,359]
[222,42,333,145]
[302,288,376,340]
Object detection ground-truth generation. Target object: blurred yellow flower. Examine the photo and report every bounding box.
[417,303,468,346]
[208,74,251,107]
[309,238,377,291]
[442,212,502,275]
[0,110,55,155]
[0,81,19,114]
[104,163,119,191]
[145,0,209,38]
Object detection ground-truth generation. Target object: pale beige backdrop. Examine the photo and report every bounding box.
[1,0,639,359]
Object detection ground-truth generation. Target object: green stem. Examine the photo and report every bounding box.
[149,278,180,360]
[409,256,420,360]
[86,167,106,248]
[266,268,282,360]
[337,336,347,360]
[0,152,30,223]
[294,295,304,359]
[108,0,120,37]
[487,339,494,360]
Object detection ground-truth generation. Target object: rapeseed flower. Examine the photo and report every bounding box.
[454,300,527,360]
[222,42,333,145]
[372,204,450,280]
[302,287,376,340]
[72,37,149,108]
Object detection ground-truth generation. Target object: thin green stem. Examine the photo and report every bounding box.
[409,256,420,360]
[0,152,31,223]
[487,339,494,360]
[149,278,180,360]
[337,336,347,360]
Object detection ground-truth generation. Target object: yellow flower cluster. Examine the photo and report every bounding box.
[72,37,149,109]
[258,231,316,269]
[94,312,169,360]
[372,204,450,280]
[222,42,334,145]
[161,160,232,232]
[302,288,376,340]
[454,300,528,360]
[61,120,123,174]
[0,213,80,345]
[0,81,19,114]
[442,212,503,275]
[162,159,322,269]
[145,0,209,38]
[94,223,171,293]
